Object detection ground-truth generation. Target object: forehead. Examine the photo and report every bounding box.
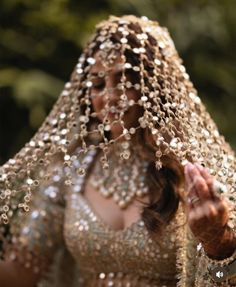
[90,51,124,74]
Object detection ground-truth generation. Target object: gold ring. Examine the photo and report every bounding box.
[189,196,200,204]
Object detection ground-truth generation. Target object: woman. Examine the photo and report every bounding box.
[0,15,236,286]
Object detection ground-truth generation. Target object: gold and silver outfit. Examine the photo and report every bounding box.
[1,15,236,286]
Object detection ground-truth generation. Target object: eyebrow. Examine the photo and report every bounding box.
[90,72,103,77]
[90,67,135,77]
[90,69,123,77]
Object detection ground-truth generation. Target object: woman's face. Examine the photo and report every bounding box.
[90,52,143,138]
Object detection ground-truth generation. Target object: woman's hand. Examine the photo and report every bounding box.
[184,162,236,259]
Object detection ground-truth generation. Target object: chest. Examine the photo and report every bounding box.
[64,191,179,281]
[82,177,150,231]
[63,150,180,282]
[80,149,150,232]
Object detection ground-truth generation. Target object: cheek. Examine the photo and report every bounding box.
[128,105,143,120]
[126,89,140,102]
[122,90,143,126]
[126,90,142,116]
[91,94,103,113]
[123,105,143,129]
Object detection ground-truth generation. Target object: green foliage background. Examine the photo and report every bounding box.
[0,0,236,164]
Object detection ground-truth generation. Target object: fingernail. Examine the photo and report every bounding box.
[184,163,190,172]
[195,163,204,170]
[186,162,194,171]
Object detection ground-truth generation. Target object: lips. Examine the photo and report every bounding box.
[106,105,119,117]
[108,111,118,120]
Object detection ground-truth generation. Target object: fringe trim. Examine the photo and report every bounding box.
[176,202,188,287]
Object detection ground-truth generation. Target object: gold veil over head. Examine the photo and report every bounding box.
[1,14,236,255]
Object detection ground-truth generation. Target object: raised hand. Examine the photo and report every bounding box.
[184,162,236,259]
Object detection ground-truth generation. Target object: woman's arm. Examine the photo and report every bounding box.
[202,225,236,260]
[0,260,40,287]
[0,167,65,287]
[185,162,235,258]
[185,162,236,285]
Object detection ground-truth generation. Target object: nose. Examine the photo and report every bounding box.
[105,75,121,104]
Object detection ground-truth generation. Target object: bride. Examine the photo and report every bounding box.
[0,15,236,286]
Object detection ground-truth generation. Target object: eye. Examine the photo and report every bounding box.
[125,69,139,84]
[92,78,105,90]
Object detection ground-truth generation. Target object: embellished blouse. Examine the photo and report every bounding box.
[7,150,236,287]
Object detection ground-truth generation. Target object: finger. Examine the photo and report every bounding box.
[195,163,210,178]
[184,164,200,208]
[188,204,218,238]
[192,176,209,201]
[216,199,229,215]
[186,163,212,202]
[195,163,222,200]
[185,165,206,212]
[214,200,229,225]
[194,163,213,188]
[186,195,195,213]
[188,206,207,229]
[184,163,192,186]
[201,200,229,227]
[184,163,199,196]
[184,164,196,204]
[204,202,217,218]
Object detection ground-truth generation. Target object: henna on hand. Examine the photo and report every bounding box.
[202,225,236,260]
[184,162,236,260]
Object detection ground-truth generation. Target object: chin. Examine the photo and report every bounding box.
[110,124,123,138]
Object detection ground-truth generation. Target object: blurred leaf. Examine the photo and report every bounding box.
[0,69,63,106]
